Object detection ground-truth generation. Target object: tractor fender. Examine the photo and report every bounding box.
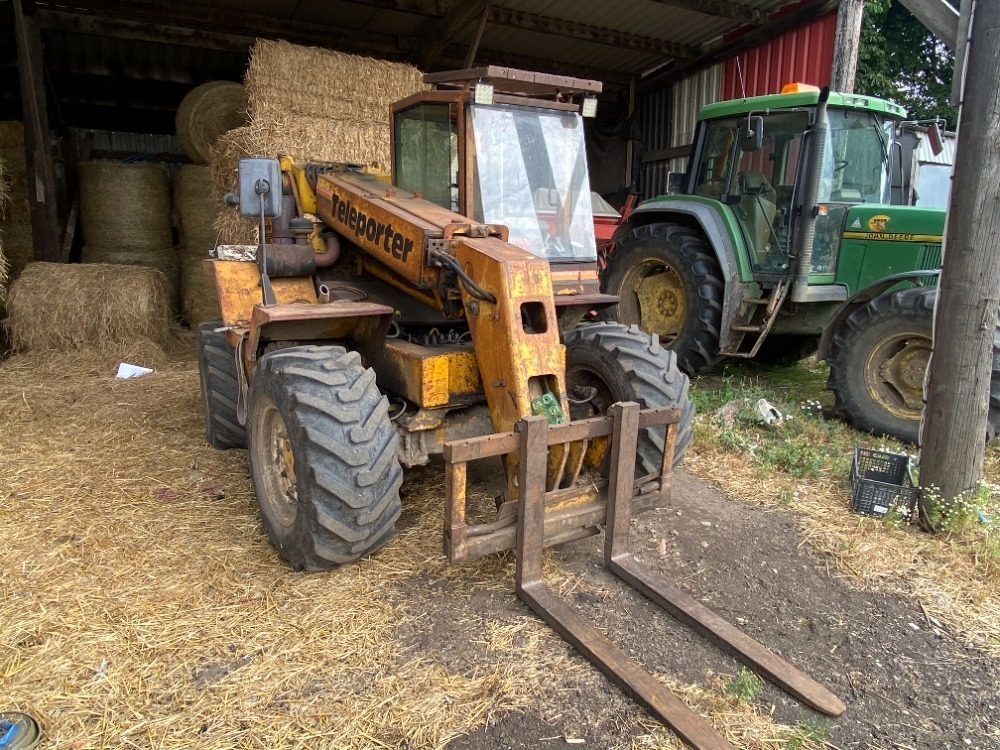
[610,199,749,348]
[817,270,941,361]
[611,199,743,284]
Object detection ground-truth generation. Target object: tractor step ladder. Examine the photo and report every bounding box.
[444,403,845,750]
[721,280,790,358]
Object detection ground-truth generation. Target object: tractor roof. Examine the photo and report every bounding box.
[698,90,907,121]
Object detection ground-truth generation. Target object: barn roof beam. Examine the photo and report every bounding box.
[418,0,491,69]
[641,0,764,24]
[320,0,697,58]
[23,3,632,86]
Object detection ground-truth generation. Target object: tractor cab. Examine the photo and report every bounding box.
[688,84,903,279]
[390,67,602,264]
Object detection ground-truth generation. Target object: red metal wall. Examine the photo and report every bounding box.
[721,11,838,100]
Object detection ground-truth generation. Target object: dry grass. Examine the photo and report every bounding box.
[0,349,570,748]
[176,81,249,165]
[79,162,173,251]
[5,262,171,353]
[0,151,9,300]
[0,345,813,749]
[686,361,1000,654]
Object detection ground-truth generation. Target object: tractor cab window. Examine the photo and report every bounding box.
[469,103,597,262]
[394,103,459,211]
[819,110,893,204]
[812,110,895,274]
[694,111,810,274]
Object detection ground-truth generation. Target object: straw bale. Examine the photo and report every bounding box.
[175,81,249,165]
[175,165,221,257]
[5,261,171,353]
[79,161,173,251]
[180,255,221,325]
[82,245,180,311]
[0,121,34,282]
[246,40,424,126]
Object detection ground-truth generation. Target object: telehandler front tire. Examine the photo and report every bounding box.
[601,222,725,375]
[563,323,694,474]
[246,345,403,571]
[197,320,247,449]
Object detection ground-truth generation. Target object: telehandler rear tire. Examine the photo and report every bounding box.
[563,323,694,474]
[246,345,403,571]
[197,320,247,449]
[601,222,724,375]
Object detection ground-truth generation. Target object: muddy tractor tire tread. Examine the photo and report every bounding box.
[247,345,403,571]
[197,320,247,449]
[564,323,694,474]
[601,222,725,375]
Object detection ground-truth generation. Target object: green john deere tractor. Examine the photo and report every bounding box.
[602,85,1000,444]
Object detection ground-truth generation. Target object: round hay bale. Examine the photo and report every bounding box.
[82,245,179,312]
[175,165,220,257]
[181,256,221,326]
[79,162,173,251]
[4,262,171,353]
[176,81,249,165]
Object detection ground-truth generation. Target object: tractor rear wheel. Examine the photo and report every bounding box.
[563,323,694,474]
[197,320,247,449]
[246,345,403,570]
[601,222,724,375]
[827,288,934,443]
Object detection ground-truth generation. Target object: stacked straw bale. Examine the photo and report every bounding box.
[176,81,249,165]
[0,122,34,290]
[5,262,171,353]
[175,164,223,325]
[78,161,179,314]
[211,39,424,243]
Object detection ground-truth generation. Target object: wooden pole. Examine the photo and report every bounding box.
[919,0,1000,522]
[830,0,864,93]
[12,0,61,262]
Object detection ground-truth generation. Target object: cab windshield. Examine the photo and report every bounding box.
[819,110,895,204]
[470,103,597,262]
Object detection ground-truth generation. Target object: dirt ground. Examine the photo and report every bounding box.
[419,469,999,750]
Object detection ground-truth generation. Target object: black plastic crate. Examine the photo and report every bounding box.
[850,448,920,518]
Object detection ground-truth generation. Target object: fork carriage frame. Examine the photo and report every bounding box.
[445,402,845,750]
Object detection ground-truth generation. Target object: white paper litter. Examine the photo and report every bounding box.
[116,363,154,379]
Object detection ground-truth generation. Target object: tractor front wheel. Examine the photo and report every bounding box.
[827,288,934,443]
[563,323,694,474]
[601,222,724,375]
[246,345,403,570]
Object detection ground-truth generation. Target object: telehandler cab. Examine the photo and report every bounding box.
[198,68,844,748]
